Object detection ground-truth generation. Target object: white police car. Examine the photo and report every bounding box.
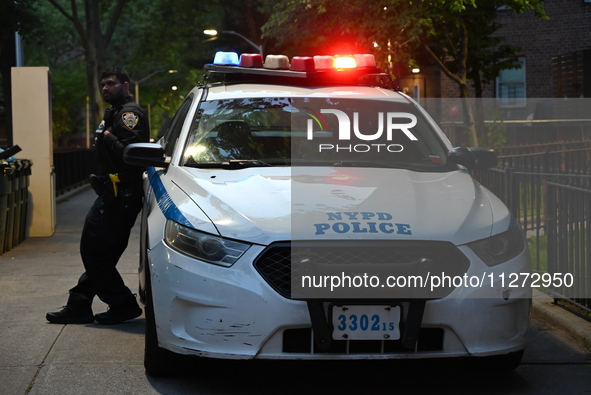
[124,52,531,376]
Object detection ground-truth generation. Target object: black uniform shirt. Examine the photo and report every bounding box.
[95,96,150,183]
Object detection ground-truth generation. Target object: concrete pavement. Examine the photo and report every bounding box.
[0,187,148,395]
[0,186,590,394]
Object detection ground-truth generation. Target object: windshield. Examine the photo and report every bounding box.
[182,97,453,171]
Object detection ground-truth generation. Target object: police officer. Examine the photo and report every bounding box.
[47,67,149,325]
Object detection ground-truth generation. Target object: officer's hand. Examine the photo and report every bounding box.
[103,107,116,129]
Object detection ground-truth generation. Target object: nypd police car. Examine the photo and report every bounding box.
[124,52,531,376]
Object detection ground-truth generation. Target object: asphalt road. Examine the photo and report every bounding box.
[1,187,590,395]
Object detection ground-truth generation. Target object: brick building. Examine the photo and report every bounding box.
[402,0,591,145]
[437,0,591,103]
[496,0,591,98]
[403,0,591,98]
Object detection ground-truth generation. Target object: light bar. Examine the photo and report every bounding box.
[211,52,378,72]
[314,55,334,70]
[290,56,315,71]
[205,52,388,88]
[213,51,239,65]
[239,53,264,68]
[354,54,377,68]
[333,55,357,69]
[264,55,290,70]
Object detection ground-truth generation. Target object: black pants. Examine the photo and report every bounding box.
[70,194,142,307]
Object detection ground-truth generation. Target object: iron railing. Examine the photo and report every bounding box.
[53,149,94,196]
[473,148,591,312]
[546,183,591,310]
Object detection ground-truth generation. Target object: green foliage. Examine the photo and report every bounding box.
[18,0,274,145]
[147,69,206,140]
[260,0,544,77]
[16,0,548,147]
[24,1,88,147]
[261,1,389,59]
[481,104,507,148]
[50,66,88,147]
[260,0,546,147]
[0,0,41,37]
[528,234,547,273]
[25,1,84,67]
[0,0,42,136]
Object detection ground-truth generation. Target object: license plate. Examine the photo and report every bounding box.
[331,305,401,340]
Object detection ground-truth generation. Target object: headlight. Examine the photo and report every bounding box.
[467,224,526,267]
[164,219,251,267]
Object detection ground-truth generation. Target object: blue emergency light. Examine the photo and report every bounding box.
[213,51,239,66]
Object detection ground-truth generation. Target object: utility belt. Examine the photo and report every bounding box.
[89,173,141,207]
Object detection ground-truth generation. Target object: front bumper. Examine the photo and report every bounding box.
[148,241,531,360]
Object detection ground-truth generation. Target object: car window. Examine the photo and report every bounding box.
[181,97,453,171]
[161,95,193,157]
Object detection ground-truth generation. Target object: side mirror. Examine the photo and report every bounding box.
[447,147,497,169]
[123,143,169,168]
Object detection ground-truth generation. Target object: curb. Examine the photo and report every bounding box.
[531,290,591,349]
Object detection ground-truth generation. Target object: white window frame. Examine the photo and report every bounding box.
[496,57,527,108]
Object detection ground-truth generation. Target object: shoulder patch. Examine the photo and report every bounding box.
[122,112,139,129]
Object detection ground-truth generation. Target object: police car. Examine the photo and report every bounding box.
[124,52,531,376]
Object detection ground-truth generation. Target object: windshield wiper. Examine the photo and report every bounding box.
[224,160,271,168]
[185,159,271,169]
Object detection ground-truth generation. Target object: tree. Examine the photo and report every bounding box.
[261,0,547,147]
[127,0,273,138]
[0,0,41,146]
[45,0,129,128]
[18,0,274,146]
[463,12,523,146]
[23,1,88,148]
[402,0,545,146]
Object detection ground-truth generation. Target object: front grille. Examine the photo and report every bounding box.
[253,246,292,298]
[253,241,469,299]
[282,327,444,354]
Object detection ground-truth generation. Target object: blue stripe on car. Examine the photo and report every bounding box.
[147,167,193,227]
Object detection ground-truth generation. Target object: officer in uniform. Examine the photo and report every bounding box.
[47,67,149,325]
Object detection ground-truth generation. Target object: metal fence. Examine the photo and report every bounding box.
[546,183,591,310]
[53,149,94,196]
[474,146,591,312]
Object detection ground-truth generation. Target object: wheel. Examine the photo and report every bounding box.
[137,200,150,304]
[143,264,180,377]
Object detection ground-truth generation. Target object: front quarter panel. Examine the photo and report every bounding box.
[145,165,220,253]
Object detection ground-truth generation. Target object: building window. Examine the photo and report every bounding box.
[496,58,526,107]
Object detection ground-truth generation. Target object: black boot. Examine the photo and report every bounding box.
[94,294,142,325]
[46,293,94,324]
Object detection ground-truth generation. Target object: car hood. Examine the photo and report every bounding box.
[177,166,511,246]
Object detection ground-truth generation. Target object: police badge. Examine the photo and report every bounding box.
[122,112,139,129]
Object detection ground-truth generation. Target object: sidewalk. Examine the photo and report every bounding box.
[0,187,590,394]
[532,291,591,350]
[0,187,147,395]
